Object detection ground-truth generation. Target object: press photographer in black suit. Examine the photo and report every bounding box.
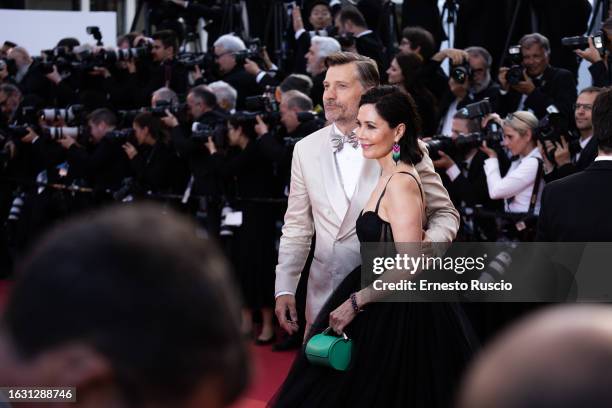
[498,33,577,128]
[336,6,387,80]
[433,112,509,241]
[540,87,602,183]
[577,17,612,87]
[212,34,263,110]
[537,87,612,242]
[290,1,334,75]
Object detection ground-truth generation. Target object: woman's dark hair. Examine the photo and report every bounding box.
[133,112,164,142]
[228,115,257,140]
[359,85,423,165]
[394,53,438,121]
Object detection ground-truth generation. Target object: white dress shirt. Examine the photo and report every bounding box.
[440,100,459,136]
[484,147,544,214]
[332,123,364,200]
[575,135,592,162]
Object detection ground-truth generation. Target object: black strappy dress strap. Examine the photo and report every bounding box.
[374,171,423,214]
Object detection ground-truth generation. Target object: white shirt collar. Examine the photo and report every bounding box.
[331,122,357,138]
[354,30,373,38]
[580,135,593,149]
[595,155,612,162]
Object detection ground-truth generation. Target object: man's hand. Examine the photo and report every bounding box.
[538,140,555,173]
[161,109,179,128]
[45,65,62,85]
[122,142,138,159]
[57,136,76,149]
[511,70,536,95]
[433,150,455,170]
[292,5,304,33]
[498,67,510,91]
[193,65,203,81]
[575,37,603,64]
[432,48,468,65]
[21,127,38,144]
[275,294,298,334]
[243,58,261,77]
[254,115,269,137]
[553,136,571,166]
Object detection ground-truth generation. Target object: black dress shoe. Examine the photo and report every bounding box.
[255,333,276,346]
[272,334,301,351]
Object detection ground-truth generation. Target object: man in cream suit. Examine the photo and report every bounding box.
[275,52,460,335]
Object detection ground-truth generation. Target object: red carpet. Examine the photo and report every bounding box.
[0,280,295,407]
[231,344,296,408]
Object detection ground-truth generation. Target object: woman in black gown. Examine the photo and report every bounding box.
[270,86,476,408]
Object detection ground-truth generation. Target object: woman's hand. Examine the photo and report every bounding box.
[479,140,497,158]
[122,142,138,159]
[329,298,357,335]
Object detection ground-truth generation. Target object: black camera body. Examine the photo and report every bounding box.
[505,45,524,86]
[536,105,580,163]
[457,98,493,119]
[106,128,136,145]
[450,60,472,84]
[334,33,355,50]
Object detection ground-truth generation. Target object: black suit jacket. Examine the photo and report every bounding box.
[355,32,387,81]
[498,66,577,126]
[537,160,612,242]
[220,66,262,110]
[544,135,598,183]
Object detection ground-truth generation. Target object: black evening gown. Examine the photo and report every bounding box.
[269,172,478,408]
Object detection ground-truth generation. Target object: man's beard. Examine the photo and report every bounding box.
[471,73,491,94]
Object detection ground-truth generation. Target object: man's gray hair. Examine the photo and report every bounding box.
[311,36,341,59]
[0,83,21,98]
[208,81,238,111]
[213,34,246,53]
[152,87,178,106]
[466,46,492,68]
[283,90,313,112]
[519,33,551,55]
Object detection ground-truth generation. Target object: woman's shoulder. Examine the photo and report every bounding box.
[386,168,422,197]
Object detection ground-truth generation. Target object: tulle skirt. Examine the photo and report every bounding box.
[269,266,478,408]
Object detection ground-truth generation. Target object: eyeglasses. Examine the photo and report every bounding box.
[573,103,593,111]
[214,51,232,60]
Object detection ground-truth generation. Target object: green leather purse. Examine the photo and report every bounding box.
[305,327,352,371]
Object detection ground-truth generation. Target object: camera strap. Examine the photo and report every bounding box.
[514,158,543,232]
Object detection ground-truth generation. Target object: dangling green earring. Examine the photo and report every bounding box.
[392,142,400,165]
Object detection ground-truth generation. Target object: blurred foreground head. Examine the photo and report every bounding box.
[0,204,249,408]
[459,305,612,408]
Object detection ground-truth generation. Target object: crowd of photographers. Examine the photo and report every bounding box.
[0,0,610,329]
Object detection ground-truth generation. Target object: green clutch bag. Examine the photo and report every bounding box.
[305,327,352,371]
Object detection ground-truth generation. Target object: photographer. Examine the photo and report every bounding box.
[400,26,448,98]
[480,111,545,220]
[291,2,334,74]
[123,112,176,196]
[575,17,612,87]
[205,114,278,344]
[212,34,263,110]
[433,111,509,240]
[209,80,238,112]
[5,46,74,106]
[304,36,341,107]
[336,6,387,80]
[498,33,576,128]
[163,85,225,234]
[151,86,179,108]
[62,108,130,195]
[131,30,188,106]
[540,87,602,183]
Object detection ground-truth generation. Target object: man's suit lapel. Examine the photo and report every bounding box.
[319,128,348,223]
[337,158,380,241]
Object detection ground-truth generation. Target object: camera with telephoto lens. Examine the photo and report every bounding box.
[41,126,84,141]
[536,105,581,163]
[505,45,524,86]
[457,98,493,119]
[40,104,85,124]
[562,31,607,55]
[450,59,472,84]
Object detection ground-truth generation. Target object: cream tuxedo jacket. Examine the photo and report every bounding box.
[275,124,459,324]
